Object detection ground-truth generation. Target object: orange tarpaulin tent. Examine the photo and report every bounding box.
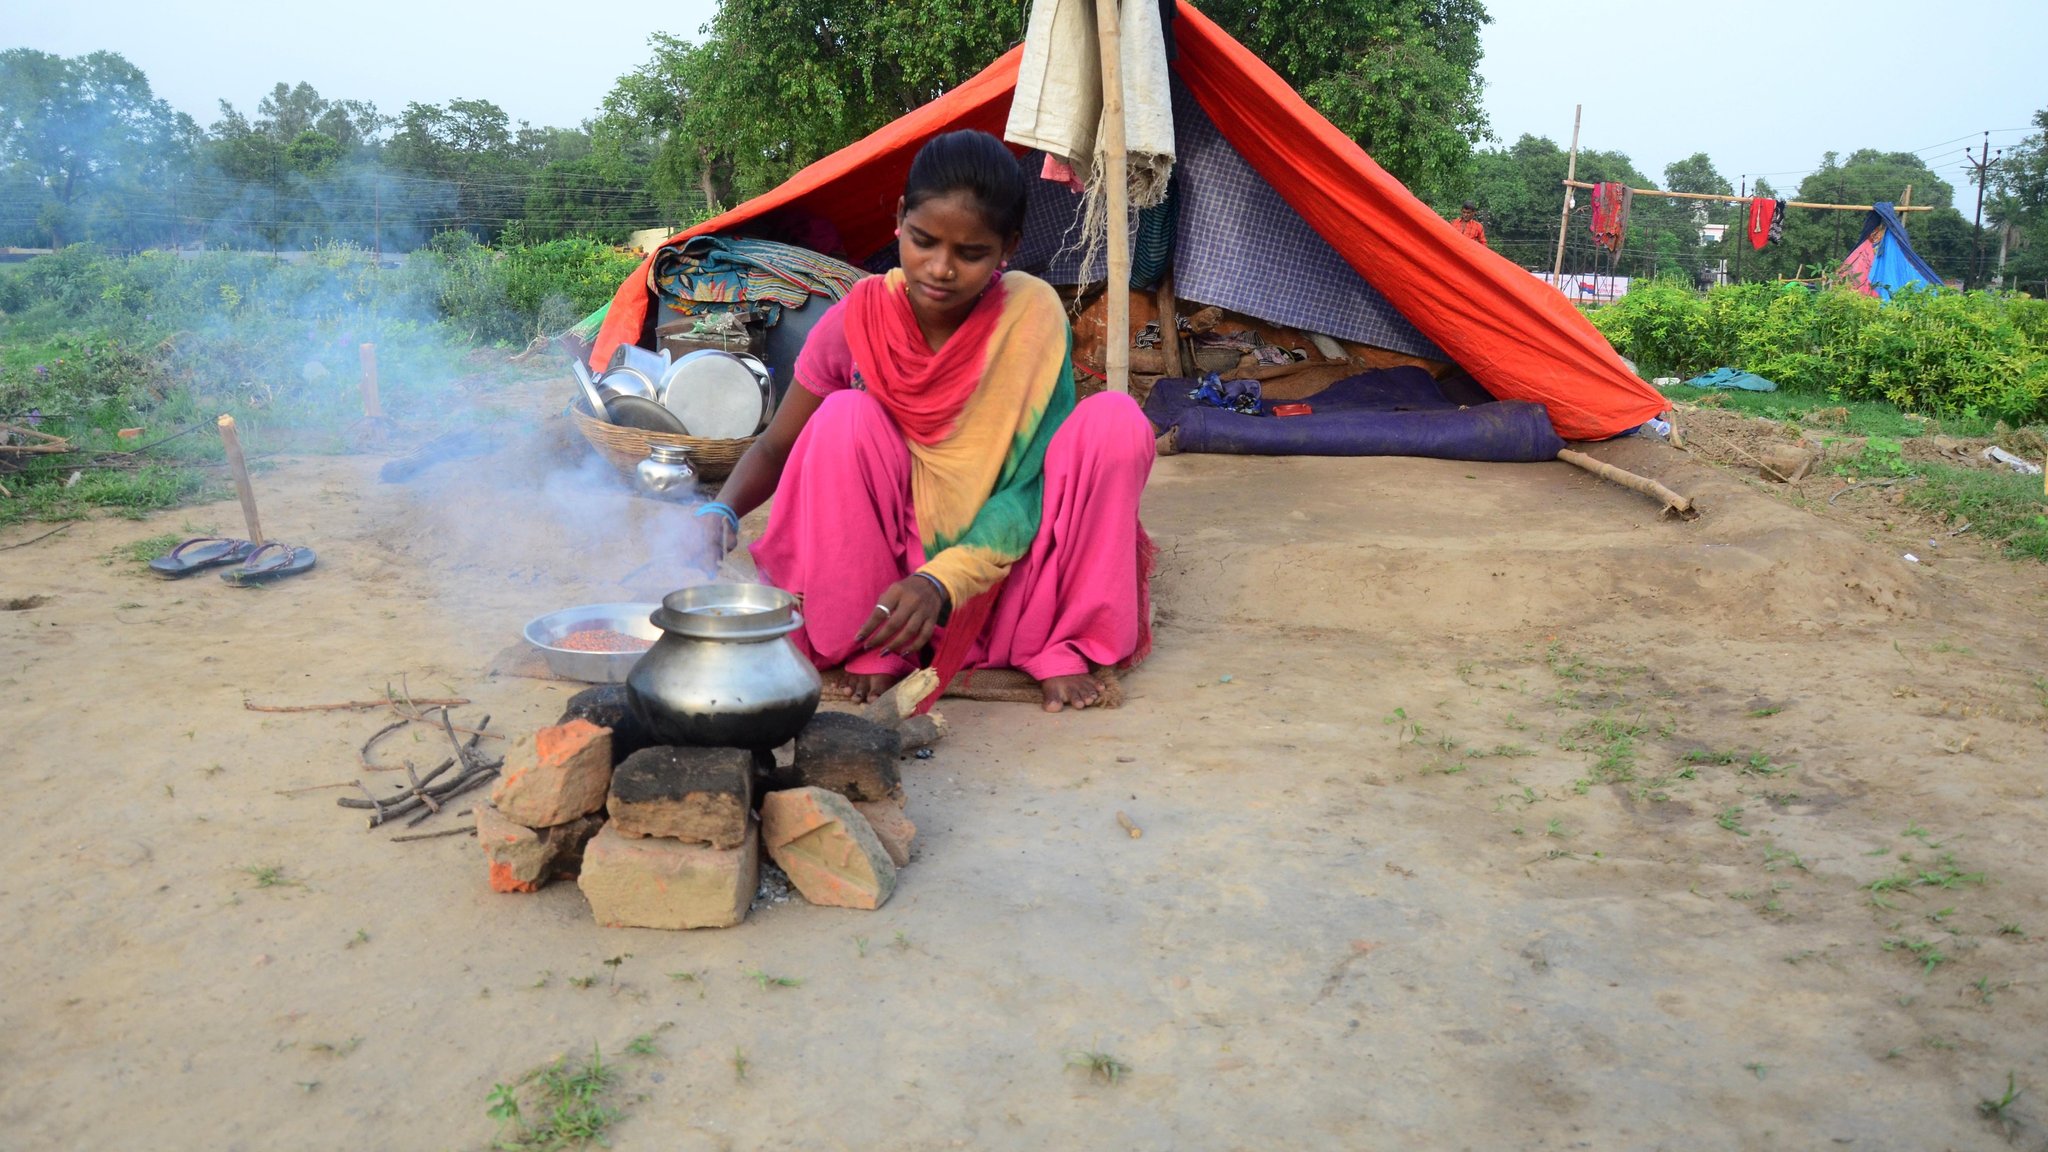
[590,2,1665,442]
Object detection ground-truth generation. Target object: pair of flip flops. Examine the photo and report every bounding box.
[149,537,317,586]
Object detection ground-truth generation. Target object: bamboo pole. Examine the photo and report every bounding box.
[1094,0,1131,395]
[1557,448,1696,520]
[358,343,384,419]
[1551,105,1582,281]
[216,415,266,546]
[1560,179,1931,212]
[1898,184,1912,233]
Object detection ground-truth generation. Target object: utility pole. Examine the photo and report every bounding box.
[1551,104,1583,283]
[1734,177,1746,285]
[373,177,382,263]
[1962,132,2001,290]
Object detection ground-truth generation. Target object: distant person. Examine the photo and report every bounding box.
[1453,201,1487,245]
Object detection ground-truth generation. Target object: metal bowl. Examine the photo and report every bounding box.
[521,602,662,683]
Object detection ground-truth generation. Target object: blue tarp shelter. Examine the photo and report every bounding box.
[1838,203,1946,300]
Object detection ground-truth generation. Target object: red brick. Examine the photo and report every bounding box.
[491,719,613,828]
[476,806,605,893]
[577,822,757,930]
[852,799,916,869]
[760,787,897,910]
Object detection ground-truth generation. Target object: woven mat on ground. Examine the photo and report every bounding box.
[819,666,1124,708]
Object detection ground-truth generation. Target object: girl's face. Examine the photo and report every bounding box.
[896,191,1018,330]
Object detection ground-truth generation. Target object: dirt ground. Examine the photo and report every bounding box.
[3,381,2046,1151]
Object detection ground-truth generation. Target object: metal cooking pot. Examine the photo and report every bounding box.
[625,583,821,749]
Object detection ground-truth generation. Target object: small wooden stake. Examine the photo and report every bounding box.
[1557,448,1697,520]
[358,344,384,420]
[1155,271,1182,377]
[216,415,265,546]
[1115,810,1142,839]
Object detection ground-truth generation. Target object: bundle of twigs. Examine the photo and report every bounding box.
[336,708,503,829]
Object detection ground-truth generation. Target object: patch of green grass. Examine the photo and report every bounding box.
[744,969,802,991]
[1903,464,2048,562]
[1067,1050,1132,1085]
[486,1044,621,1151]
[1662,386,1988,440]
[241,864,297,888]
[1747,705,1784,718]
[1562,713,1647,786]
[1978,1072,2022,1135]
[115,531,183,566]
[1881,936,1950,974]
[1716,806,1751,836]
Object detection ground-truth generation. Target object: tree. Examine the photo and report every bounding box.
[606,0,1494,214]
[1989,108,2048,291]
[1197,0,1491,201]
[0,49,198,247]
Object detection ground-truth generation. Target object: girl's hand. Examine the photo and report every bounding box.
[679,512,733,577]
[856,575,947,657]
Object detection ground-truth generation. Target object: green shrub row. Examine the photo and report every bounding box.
[1591,281,2048,425]
[0,238,640,427]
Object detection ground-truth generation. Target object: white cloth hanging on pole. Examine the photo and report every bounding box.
[1005,0,1175,208]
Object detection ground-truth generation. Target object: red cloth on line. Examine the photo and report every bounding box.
[587,2,1666,441]
[1589,183,1630,253]
[1747,197,1774,250]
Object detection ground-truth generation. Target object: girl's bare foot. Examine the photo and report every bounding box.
[1041,673,1103,713]
[840,671,905,705]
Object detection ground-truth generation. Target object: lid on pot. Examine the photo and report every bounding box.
[650,582,802,641]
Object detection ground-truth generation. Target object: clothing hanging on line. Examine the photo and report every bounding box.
[1747,198,1786,250]
[1588,182,1631,254]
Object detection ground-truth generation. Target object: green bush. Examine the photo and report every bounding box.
[1592,283,2048,425]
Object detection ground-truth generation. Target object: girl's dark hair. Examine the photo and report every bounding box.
[902,130,1029,239]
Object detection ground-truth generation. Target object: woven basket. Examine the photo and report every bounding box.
[568,399,755,482]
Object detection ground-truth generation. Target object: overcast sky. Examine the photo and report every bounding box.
[8,0,2042,195]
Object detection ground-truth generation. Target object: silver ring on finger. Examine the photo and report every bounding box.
[874,603,892,617]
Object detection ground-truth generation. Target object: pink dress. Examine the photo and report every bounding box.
[749,300,1156,682]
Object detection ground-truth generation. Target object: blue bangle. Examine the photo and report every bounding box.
[914,571,950,607]
[695,502,741,533]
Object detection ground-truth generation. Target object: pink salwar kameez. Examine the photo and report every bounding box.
[750,387,1155,683]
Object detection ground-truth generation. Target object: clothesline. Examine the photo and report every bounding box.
[1560,179,1933,213]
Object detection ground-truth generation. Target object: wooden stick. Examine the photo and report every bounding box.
[390,825,475,843]
[1557,448,1697,519]
[896,711,950,754]
[275,780,359,796]
[1115,810,1143,839]
[1155,271,1182,377]
[1551,104,1581,281]
[861,668,940,729]
[0,524,72,551]
[1094,0,1130,396]
[215,415,264,547]
[358,344,383,420]
[244,696,470,713]
[1561,179,1933,211]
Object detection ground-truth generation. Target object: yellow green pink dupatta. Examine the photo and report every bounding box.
[841,268,1076,611]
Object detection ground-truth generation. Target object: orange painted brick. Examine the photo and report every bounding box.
[477,806,604,893]
[760,787,896,910]
[490,718,613,828]
[852,798,916,869]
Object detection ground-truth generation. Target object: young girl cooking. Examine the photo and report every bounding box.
[685,130,1155,713]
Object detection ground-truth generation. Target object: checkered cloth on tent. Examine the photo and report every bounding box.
[1010,79,1445,362]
